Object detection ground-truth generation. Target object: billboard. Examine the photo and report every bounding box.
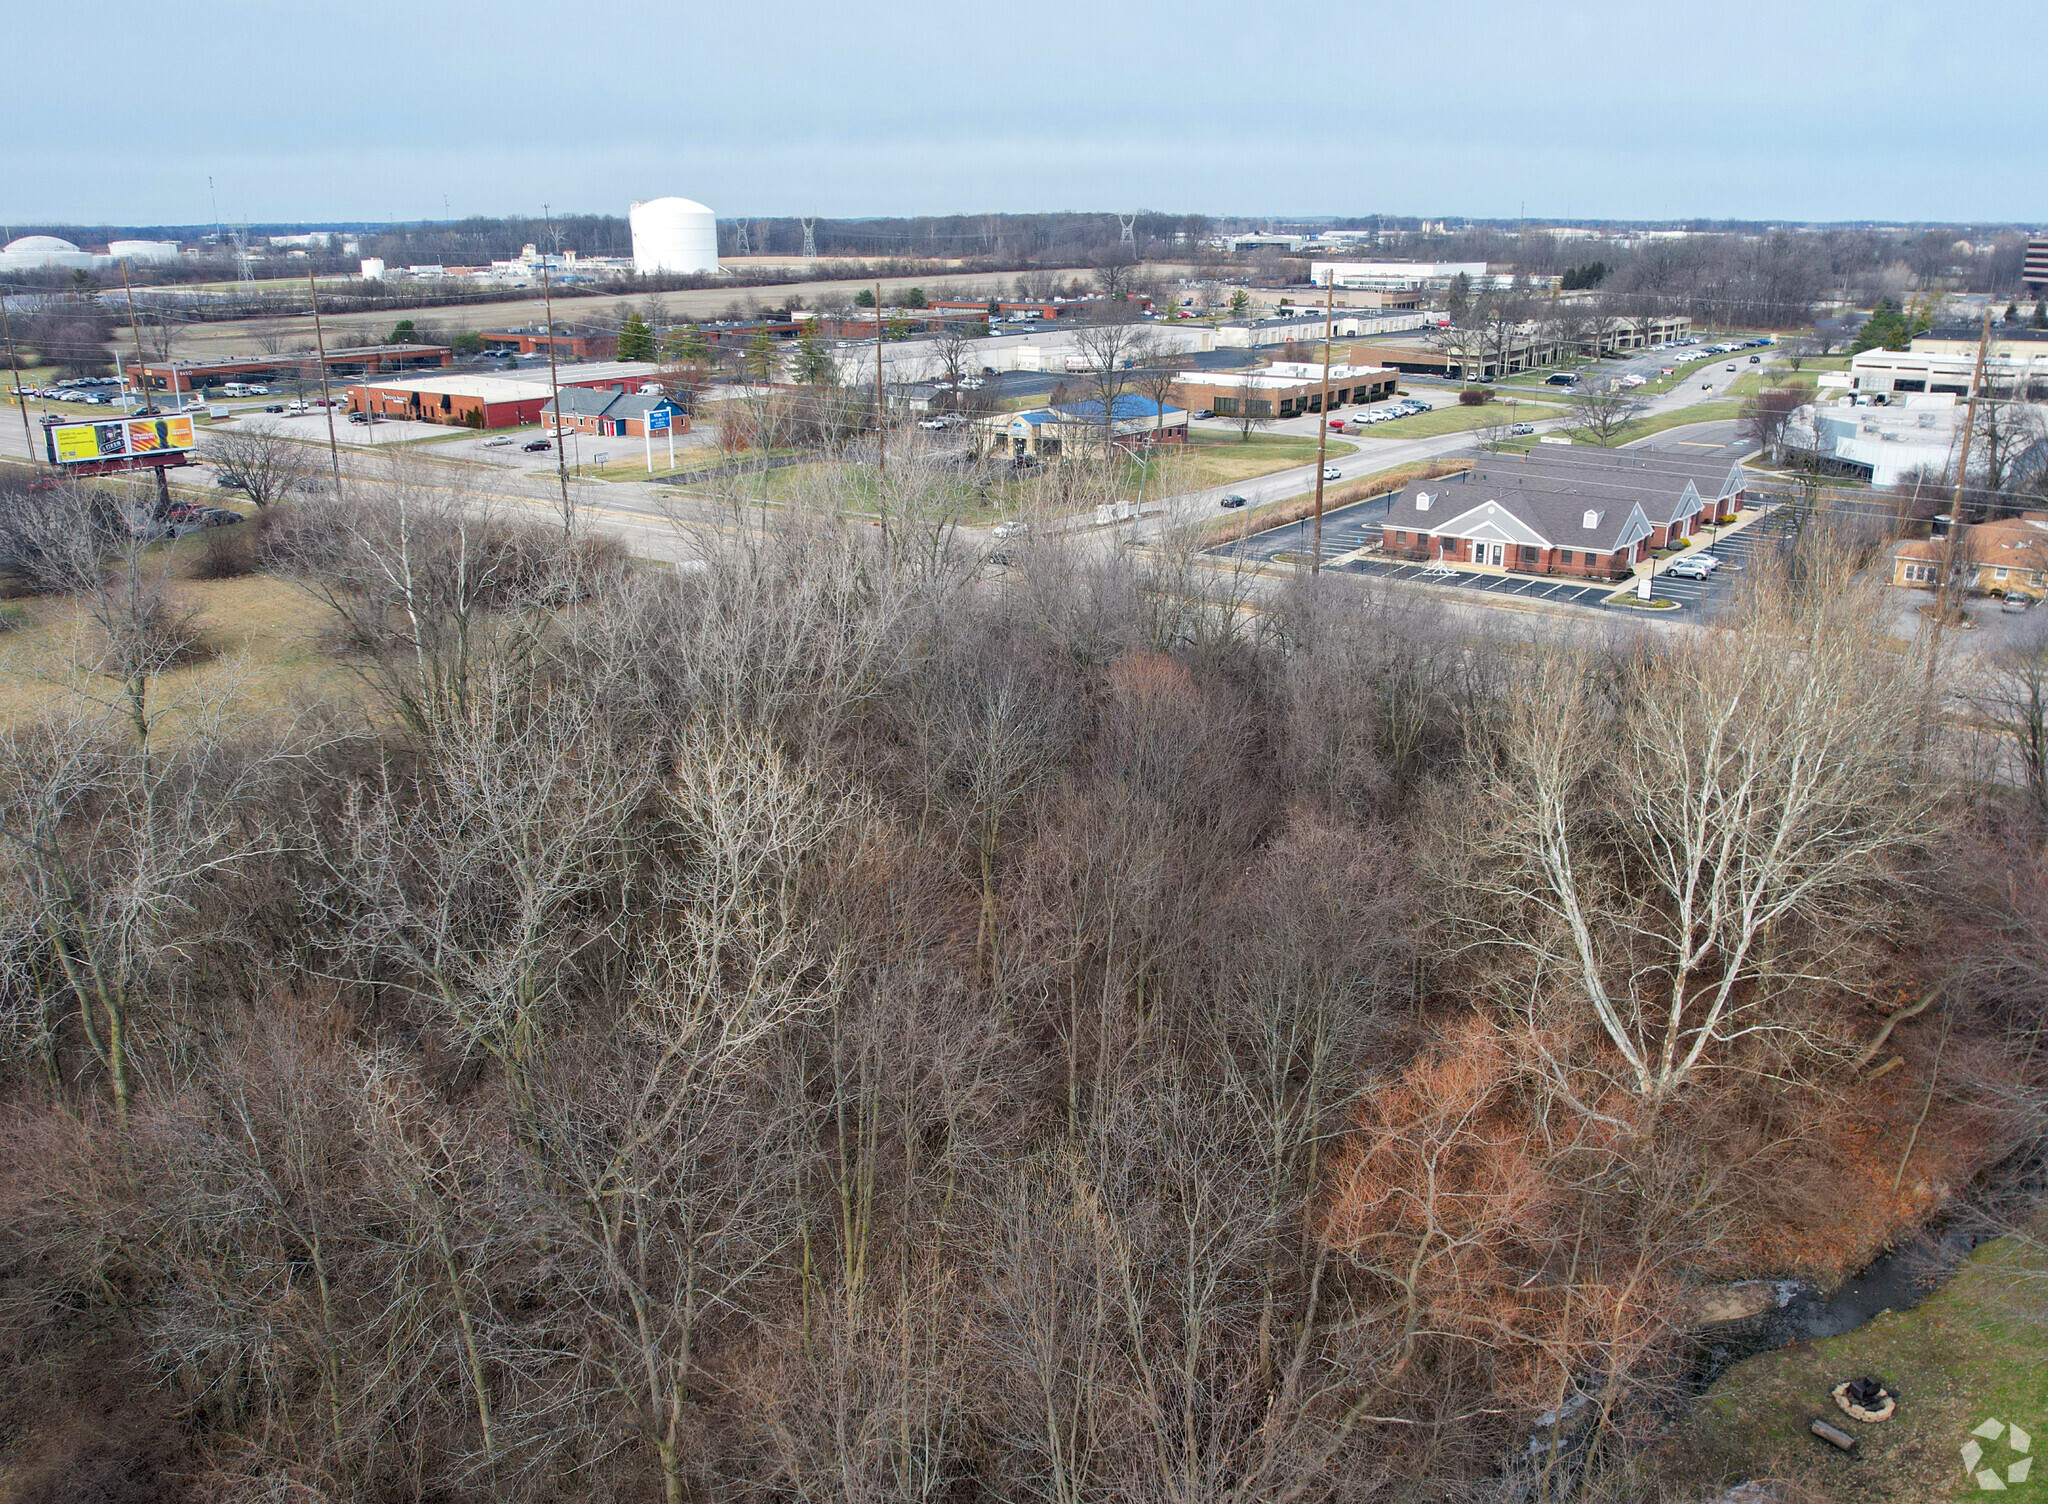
[46,415,195,465]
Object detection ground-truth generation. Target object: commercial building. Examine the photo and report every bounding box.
[122,345,453,399]
[1849,325,2048,400]
[2026,237,2048,294]
[539,388,689,439]
[1789,392,2048,488]
[971,396,1186,460]
[1377,448,1750,578]
[1171,363,1398,419]
[343,362,664,429]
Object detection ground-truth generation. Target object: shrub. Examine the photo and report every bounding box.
[190,519,256,580]
[1458,387,1493,406]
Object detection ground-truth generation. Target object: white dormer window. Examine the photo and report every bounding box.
[1415,493,1432,512]
[1582,509,1602,529]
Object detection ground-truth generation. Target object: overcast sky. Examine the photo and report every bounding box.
[6,0,2039,229]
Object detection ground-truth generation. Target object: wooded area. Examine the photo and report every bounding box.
[0,464,2043,1503]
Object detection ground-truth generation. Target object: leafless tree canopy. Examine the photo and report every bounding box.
[204,419,320,507]
[0,461,2039,1504]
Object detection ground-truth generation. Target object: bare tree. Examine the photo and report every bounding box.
[1068,314,1156,458]
[205,419,318,506]
[1561,383,1650,447]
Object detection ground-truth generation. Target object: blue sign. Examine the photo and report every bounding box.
[647,408,671,433]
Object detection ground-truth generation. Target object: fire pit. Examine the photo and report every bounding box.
[1832,1375,1896,1423]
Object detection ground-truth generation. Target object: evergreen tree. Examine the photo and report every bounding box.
[791,325,836,385]
[664,327,714,367]
[741,329,778,380]
[902,286,927,309]
[2033,301,2047,330]
[2006,301,2021,324]
[616,313,655,362]
[1849,298,1915,354]
[1228,289,1251,316]
[854,287,876,308]
[387,318,416,345]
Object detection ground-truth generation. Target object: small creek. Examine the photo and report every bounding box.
[1692,1138,2047,1390]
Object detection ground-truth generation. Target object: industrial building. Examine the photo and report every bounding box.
[123,345,453,399]
[481,328,619,360]
[343,362,664,429]
[1213,311,1429,349]
[630,198,720,275]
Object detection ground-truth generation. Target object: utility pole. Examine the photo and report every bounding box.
[119,259,153,415]
[119,262,173,517]
[1308,268,1337,576]
[306,268,344,499]
[873,280,886,479]
[1919,307,1994,753]
[0,296,37,466]
[540,204,573,535]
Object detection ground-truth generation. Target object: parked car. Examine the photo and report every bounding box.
[263,403,285,413]
[917,418,947,430]
[1748,354,1762,363]
[1191,409,1215,420]
[215,473,248,489]
[991,520,1031,540]
[1662,556,1713,580]
[1219,494,1248,509]
[1545,372,1578,385]
[348,412,372,424]
[286,400,311,414]
[1697,553,1722,572]
[481,436,514,448]
[522,439,552,452]
[1724,363,1738,372]
[1326,418,1346,431]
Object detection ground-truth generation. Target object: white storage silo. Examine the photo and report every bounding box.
[630,197,720,275]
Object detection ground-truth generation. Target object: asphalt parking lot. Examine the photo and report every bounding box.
[1217,498,1794,616]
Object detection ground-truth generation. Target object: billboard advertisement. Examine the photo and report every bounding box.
[46,415,195,465]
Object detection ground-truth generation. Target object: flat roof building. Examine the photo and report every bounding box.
[1171,363,1399,419]
[344,362,664,429]
[123,344,453,396]
[2026,237,2048,293]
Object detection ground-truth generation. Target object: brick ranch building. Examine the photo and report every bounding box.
[540,388,690,440]
[343,362,664,429]
[1376,450,1754,579]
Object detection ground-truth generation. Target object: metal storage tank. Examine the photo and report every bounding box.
[630,197,719,275]
[108,239,181,263]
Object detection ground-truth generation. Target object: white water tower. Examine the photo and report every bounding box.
[630,197,719,275]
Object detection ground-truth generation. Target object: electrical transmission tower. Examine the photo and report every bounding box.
[1118,213,1138,251]
[801,217,818,260]
[233,221,254,282]
[734,219,750,255]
